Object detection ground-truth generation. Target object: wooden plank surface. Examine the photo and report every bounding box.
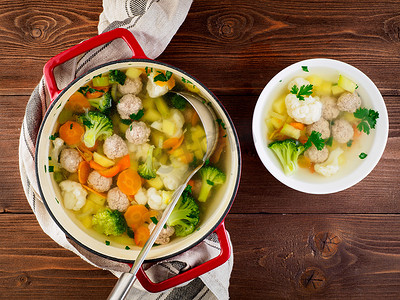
[1,0,400,299]
[1,214,400,299]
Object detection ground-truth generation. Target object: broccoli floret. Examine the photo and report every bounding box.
[108,69,127,85]
[198,166,226,202]
[88,91,112,112]
[268,139,305,176]
[92,208,127,236]
[166,186,200,237]
[79,111,113,148]
[138,145,156,180]
[165,92,186,110]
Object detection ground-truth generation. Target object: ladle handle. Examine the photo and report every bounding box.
[43,28,147,101]
[107,272,137,300]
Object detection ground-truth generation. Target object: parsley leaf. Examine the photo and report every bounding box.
[290,84,313,101]
[216,119,226,129]
[347,140,353,147]
[353,108,379,135]
[154,71,173,82]
[325,136,333,147]
[302,66,309,72]
[304,131,325,150]
[359,152,367,159]
[129,109,144,121]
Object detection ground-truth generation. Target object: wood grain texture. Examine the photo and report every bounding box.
[1,1,400,95]
[225,213,400,299]
[1,0,400,299]
[2,214,400,299]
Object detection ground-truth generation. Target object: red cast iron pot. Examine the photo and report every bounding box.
[35,28,241,292]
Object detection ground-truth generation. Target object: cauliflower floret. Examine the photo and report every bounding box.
[59,180,87,211]
[306,118,330,139]
[51,137,65,164]
[60,148,83,173]
[321,96,340,121]
[87,170,112,193]
[128,142,150,161]
[314,147,344,177]
[117,77,143,95]
[107,187,130,212]
[287,77,310,91]
[337,92,361,113]
[332,119,354,144]
[147,188,172,210]
[304,145,329,163]
[146,72,170,98]
[134,187,148,205]
[125,121,151,145]
[148,222,175,245]
[103,134,128,159]
[157,162,188,190]
[117,94,143,120]
[285,93,322,125]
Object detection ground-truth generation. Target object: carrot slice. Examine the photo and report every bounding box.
[81,184,107,198]
[163,135,184,153]
[97,154,130,178]
[78,161,91,184]
[59,121,84,145]
[116,154,131,172]
[86,86,109,99]
[124,205,149,230]
[134,225,150,247]
[65,92,91,113]
[187,179,195,188]
[210,126,227,164]
[117,169,142,195]
[89,160,107,171]
[98,164,121,178]
[179,152,194,164]
[289,122,305,130]
[191,111,200,126]
[76,143,94,161]
[143,210,159,223]
[352,124,362,138]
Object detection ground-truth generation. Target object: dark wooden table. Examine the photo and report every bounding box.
[1,0,400,299]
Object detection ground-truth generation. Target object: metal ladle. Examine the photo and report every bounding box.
[107,91,218,300]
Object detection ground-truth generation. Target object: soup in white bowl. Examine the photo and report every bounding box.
[252,59,388,194]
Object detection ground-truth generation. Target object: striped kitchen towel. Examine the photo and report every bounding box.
[18,0,233,299]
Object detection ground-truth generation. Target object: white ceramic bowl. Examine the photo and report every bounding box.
[252,58,389,194]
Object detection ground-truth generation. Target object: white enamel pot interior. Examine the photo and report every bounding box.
[35,59,241,263]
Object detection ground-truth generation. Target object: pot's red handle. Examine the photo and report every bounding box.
[136,222,231,293]
[43,28,148,101]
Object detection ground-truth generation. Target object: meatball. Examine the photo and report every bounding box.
[287,77,310,91]
[117,94,143,120]
[337,92,361,113]
[87,170,112,193]
[321,96,340,121]
[60,148,82,173]
[304,145,329,163]
[107,187,130,212]
[125,121,151,145]
[118,77,143,95]
[306,118,330,139]
[331,119,354,143]
[103,134,128,159]
[148,222,175,245]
